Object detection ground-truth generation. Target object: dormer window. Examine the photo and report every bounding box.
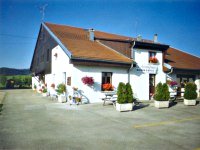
[149,52,158,63]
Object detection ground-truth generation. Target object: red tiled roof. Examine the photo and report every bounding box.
[165,47,200,70]
[45,22,133,64]
[44,22,200,70]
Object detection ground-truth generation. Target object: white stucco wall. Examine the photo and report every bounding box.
[72,66,128,103]
[51,45,73,86]
[130,48,166,100]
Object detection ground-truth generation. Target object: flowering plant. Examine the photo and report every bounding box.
[149,57,158,63]
[73,87,78,91]
[81,76,94,86]
[51,83,55,88]
[169,81,178,87]
[102,83,114,91]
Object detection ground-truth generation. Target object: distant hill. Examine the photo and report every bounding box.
[0,67,31,75]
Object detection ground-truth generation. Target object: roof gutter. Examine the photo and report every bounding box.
[164,63,173,75]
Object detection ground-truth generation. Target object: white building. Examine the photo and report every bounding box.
[30,22,200,102]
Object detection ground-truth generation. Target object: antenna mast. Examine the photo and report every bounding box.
[39,4,48,22]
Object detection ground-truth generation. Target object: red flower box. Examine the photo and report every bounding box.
[81,76,94,86]
[102,83,114,91]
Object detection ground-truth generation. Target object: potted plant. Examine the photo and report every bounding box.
[149,57,158,64]
[42,88,48,97]
[154,82,170,108]
[81,76,94,86]
[33,84,37,91]
[102,83,114,91]
[56,83,66,103]
[116,82,134,112]
[184,83,197,106]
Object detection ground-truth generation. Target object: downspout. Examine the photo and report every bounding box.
[128,41,136,83]
[128,62,134,83]
[167,67,173,75]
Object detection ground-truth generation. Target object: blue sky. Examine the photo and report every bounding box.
[0,0,200,69]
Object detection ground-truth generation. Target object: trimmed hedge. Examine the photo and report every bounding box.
[117,82,134,104]
[184,83,197,100]
[153,82,170,101]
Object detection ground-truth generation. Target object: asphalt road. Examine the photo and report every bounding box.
[0,89,200,150]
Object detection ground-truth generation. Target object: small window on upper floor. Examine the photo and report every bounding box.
[149,51,158,63]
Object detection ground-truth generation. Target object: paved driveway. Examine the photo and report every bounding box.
[0,89,200,150]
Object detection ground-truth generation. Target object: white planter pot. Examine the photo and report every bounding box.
[154,100,169,108]
[184,99,196,106]
[58,95,66,103]
[42,93,47,97]
[116,103,133,112]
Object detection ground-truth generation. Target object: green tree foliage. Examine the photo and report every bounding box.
[184,82,197,100]
[56,83,66,94]
[154,82,170,101]
[117,82,126,104]
[0,76,7,87]
[153,82,163,101]
[162,83,170,101]
[117,82,134,104]
[126,83,134,103]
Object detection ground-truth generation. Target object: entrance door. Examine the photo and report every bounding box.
[149,74,156,100]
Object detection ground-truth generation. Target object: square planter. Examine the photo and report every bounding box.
[154,100,169,108]
[116,103,133,112]
[42,93,48,97]
[184,99,196,106]
[58,95,66,103]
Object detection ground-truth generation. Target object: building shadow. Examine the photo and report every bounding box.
[169,101,178,108]
[133,103,149,111]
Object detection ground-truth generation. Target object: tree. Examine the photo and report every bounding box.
[126,83,134,103]
[162,83,170,101]
[0,76,7,87]
[153,82,163,101]
[117,82,126,104]
[184,83,197,100]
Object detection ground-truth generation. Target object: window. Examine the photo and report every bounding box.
[149,51,158,63]
[102,72,113,91]
[149,52,156,57]
[47,49,50,61]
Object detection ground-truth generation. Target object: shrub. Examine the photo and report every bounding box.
[153,82,163,101]
[162,83,170,101]
[117,82,134,104]
[42,88,47,93]
[184,83,197,100]
[117,82,126,104]
[57,83,66,94]
[154,82,170,101]
[126,83,134,103]
[81,76,94,86]
[34,84,37,89]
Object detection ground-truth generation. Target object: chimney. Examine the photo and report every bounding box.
[88,28,95,41]
[137,35,142,41]
[154,34,158,43]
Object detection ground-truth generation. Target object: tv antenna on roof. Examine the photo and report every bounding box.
[39,4,48,22]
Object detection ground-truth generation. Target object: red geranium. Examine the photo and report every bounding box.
[102,83,114,91]
[149,57,158,63]
[51,83,55,88]
[81,76,94,86]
